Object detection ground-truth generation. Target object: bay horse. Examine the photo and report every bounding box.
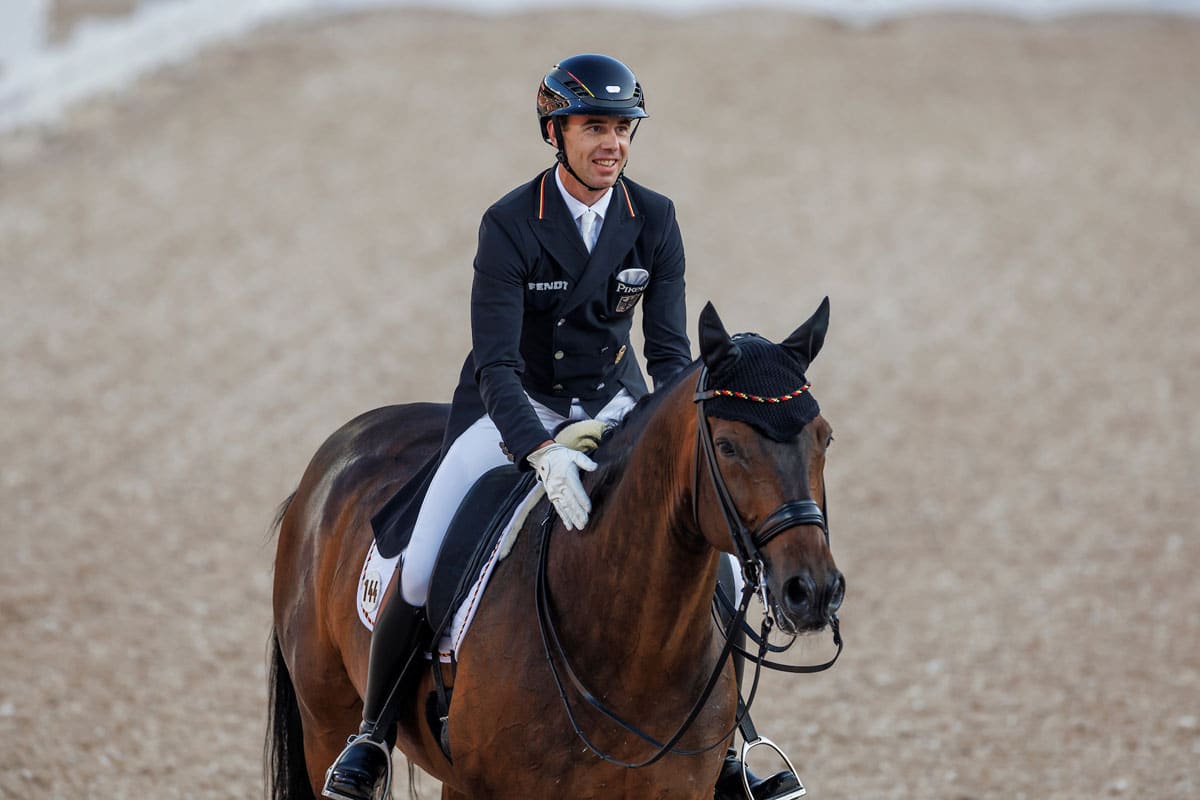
[266,299,844,799]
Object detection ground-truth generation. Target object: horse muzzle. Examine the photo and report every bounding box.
[775,569,845,635]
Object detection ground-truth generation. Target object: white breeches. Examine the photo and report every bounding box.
[400,390,636,606]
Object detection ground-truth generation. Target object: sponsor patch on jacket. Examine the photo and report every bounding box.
[528,280,569,291]
[614,268,649,312]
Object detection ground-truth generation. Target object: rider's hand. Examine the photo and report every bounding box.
[526,443,598,531]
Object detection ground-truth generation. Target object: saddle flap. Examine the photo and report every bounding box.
[425,465,536,632]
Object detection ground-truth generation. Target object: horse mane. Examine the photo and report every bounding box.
[587,360,700,513]
[264,490,297,546]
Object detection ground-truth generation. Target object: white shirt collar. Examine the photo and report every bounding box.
[554,166,614,222]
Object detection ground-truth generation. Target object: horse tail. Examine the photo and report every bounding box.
[265,629,314,800]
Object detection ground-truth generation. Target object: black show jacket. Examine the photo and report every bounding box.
[452,168,693,467]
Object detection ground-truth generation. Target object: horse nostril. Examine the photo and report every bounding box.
[827,572,846,613]
[784,576,814,613]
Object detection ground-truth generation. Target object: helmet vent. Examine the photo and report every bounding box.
[560,78,590,99]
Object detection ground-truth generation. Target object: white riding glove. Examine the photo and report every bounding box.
[526,443,598,531]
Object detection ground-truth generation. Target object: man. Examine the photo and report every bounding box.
[322,54,803,800]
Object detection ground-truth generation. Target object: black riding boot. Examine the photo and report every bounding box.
[322,598,430,800]
[714,746,806,800]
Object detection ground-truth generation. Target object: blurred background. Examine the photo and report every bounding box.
[1,1,1198,798]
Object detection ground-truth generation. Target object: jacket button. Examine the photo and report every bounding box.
[554,350,565,360]
[553,384,564,392]
[556,318,565,326]
[596,382,605,390]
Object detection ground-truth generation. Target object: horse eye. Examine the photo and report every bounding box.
[715,439,738,458]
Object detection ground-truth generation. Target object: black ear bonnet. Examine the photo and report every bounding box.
[703,334,820,442]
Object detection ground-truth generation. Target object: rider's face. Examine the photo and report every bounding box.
[550,115,633,201]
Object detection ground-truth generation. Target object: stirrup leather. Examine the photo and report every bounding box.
[321,733,392,800]
[741,737,806,800]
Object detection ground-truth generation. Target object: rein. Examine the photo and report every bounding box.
[535,507,762,768]
[534,365,841,768]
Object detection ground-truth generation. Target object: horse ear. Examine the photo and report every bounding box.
[699,301,740,368]
[781,296,830,371]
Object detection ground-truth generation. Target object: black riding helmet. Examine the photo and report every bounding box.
[537,54,647,190]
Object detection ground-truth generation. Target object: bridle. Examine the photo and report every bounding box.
[534,364,842,768]
[694,364,843,674]
[693,365,828,573]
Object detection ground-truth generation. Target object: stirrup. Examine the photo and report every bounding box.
[741,737,806,800]
[321,733,392,800]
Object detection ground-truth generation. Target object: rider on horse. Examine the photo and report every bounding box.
[322,53,805,800]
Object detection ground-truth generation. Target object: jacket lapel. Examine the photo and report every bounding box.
[529,170,589,281]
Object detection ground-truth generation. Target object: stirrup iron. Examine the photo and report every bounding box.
[741,736,806,800]
[321,733,392,800]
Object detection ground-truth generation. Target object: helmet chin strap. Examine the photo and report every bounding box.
[552,117,630,193]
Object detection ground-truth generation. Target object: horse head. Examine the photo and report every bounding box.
[694,298,845,636]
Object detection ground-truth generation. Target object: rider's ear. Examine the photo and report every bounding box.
[699,302,740,369]
[781,296,830,372]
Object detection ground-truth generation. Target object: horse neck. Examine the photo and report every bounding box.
[549,380,720,679]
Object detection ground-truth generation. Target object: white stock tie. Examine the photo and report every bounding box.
[579,209,599,253]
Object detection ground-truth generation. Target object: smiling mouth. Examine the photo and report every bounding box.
[594,159,619,169]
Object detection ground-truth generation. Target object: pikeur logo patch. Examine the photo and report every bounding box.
[528,280,569,291]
